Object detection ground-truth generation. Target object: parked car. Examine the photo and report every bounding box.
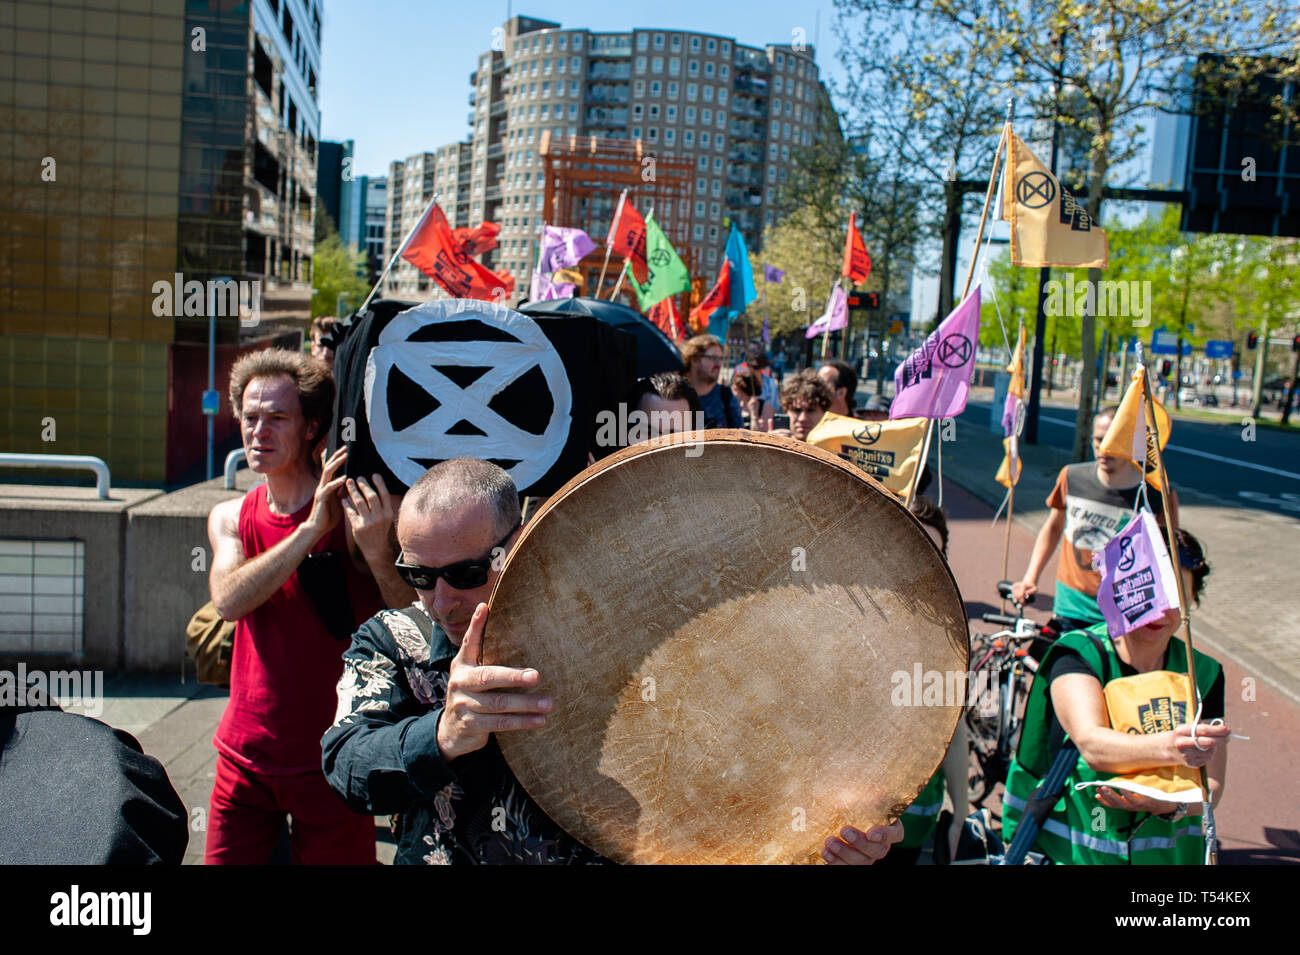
[1177,387,1201,406]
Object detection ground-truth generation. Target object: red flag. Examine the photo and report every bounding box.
[842,212,871,285]
[689,259,732,331]
[608,194,649,284]
[451,221,500,258]
[400,202,510,301]
[648,296,686,341]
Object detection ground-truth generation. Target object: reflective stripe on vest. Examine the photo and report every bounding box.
[1002,789,1129,857]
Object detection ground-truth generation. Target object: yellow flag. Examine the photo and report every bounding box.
[995,437,1022,488]
[807,412,928,497]
[554,267,583,285]
[1007,322,1026,399]
[1099,368,1172,489]
[1002,129,1108,269]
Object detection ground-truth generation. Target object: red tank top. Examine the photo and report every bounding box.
[214,483,383,774]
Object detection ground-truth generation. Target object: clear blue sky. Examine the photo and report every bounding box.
[319,0,845,178]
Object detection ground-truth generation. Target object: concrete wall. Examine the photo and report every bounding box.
[121,476,254,671]
[0,485,162,669]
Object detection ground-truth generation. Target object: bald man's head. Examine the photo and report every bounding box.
[398,458,521,540]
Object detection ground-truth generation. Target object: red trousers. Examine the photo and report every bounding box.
[205,754,376,865]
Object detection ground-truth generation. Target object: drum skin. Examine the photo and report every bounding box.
[482,429,968,864]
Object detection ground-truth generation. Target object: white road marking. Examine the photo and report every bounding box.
[1034,413,1300,481]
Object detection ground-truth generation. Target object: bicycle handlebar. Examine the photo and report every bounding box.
[997,579,1034,607]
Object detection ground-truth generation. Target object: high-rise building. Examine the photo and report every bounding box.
[383,143,472,299]
[382,18,832,298]
[1,0,322,484]
[362,176,387,284]
[318,138,351,232]
[422,17,829,295]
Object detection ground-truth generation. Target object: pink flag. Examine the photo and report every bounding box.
[538,225,598,273]
[529,268,573,301]
[805,282,848,339]
[889,286,980,419]
[1093,508,1180,637]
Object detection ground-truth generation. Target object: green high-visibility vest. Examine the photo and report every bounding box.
[900,770,945,849]
[1002,624,1221,865]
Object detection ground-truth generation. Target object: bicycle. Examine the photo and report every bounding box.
[965,581,1059,808]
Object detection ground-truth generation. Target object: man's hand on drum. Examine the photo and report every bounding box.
[435,602,552,762]
[821,820,904,865]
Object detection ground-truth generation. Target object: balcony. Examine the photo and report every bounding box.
[586,83,629,104]
[729,120,763,141]
[490,100,505,117]
[733,49,771,72]
[468,90,477,107]
[487,142,504,159]
[583,105,628,125]
[729,145,763,163]
[589,63,630,80]
[485,184,502,201]
[733,73,770,95]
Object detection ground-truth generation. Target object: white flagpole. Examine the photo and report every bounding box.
[610,259,630,300]
[360,191,440,313]
[598,189,627,294]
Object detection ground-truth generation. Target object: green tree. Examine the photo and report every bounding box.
[311,226,370,320]
[756,205,841,337]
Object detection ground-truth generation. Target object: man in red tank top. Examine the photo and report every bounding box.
[204,349,413,864]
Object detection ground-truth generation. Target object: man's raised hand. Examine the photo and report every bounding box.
[305,446,349,540]
[435,603,552,762]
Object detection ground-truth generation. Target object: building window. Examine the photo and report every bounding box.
[695,200,705,215]
[703,86,714,102]
[774,76,783,93]
[570,81,578,95]
[696,177,706,194]
[558,58,566,73]
[784,122,791,139]
[685,107,696,123]
[701,108,711,123]
[710,202,720,217]
[698,155,708,170]
[651,56,663,73]
[632,126,642,138]
[636,56,646,74]
[693,224,704,240]
[705,62,714,77]
[777,53,785,67]
[666,105,677,121]
[687,83,697,101]
[700,132,710,147]
[690,36,701,52]
[568,104,577,118]
[571,57,580,71]
[684,130,694,146]
[668,82,678,97]
[721,65,729,81]
[650,81,661,95]
[709,225,718,240]
[541,82,549,97]
[649,104,660,119]
[559,36,567,50]
[634,80,645,96]
[707,38,716,54]
[688,60,699,76]
[721,41,730,55]
[669,58,680,75]
[648,127,658,142]
[633,104,643,119]
[665,129,676,145]
[637,33,648,51]
[654,33,664,49]
[708,248,718,266]
[670,34,681,51]
[711,180,721,196]
[712,157,722,173]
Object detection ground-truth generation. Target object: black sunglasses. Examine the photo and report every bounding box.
[394,524,520,591]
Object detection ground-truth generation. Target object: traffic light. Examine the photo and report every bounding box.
[845,292,880,311]
[1293,334,1300,353]
[1160,359,1173,377]
[1247,331,1258,349]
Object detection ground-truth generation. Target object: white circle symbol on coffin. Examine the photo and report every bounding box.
[363,299,573,490]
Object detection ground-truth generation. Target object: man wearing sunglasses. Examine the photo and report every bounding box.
[323,456,903,865]
[322,458,603,864]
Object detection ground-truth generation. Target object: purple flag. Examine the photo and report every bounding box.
[538,226,598,274]
[889,286,980,419]
[764,264,786,283]
[1093,508,1180,637]
[806,282,848,339]
[529,268,574,301]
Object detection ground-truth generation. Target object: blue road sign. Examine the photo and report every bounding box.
[201,389,220,415]
[1205,339,1234,359]
[1150,328,1192,356]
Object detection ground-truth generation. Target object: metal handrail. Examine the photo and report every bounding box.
[223,449,246,490]
[0,452,111,499]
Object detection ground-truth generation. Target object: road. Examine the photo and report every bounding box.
[960,399,1300,516]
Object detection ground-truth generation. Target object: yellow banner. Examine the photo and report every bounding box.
[1002,130,1108,269]
[1099,370,1171,489]
[807,412,927,496]
[995,437,1022,489]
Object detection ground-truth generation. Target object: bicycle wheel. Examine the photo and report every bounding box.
[999,661,1034,761]
[964,637,1004,806]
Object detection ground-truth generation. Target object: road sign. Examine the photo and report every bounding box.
[1205,339,1234,359]
[201,389,220,416]
[1150,328,1192,356]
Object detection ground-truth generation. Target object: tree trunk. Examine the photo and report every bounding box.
[1047,327,1057,396]
[1073,148,1109,463]
[937,182,961,325]
[1250,319,1269,419]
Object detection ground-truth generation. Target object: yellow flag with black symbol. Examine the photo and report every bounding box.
[806,412,928,497]
[1002,129,1108,269]
[1100,368,1172,489]
[1073,669,1205,804]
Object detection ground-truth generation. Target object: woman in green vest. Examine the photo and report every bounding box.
[1002,529,1230,865]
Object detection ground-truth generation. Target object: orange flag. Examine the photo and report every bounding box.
[452,221,500,258]
[689,259,732,331]
[648,296,686,341]
[842,212,871,285]
[608,193,649,284]
[400,202,511,301]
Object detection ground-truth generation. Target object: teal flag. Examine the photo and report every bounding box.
[632,214,690,311]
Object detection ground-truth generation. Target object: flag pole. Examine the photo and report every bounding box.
[360,191,440,313]
[907,110,1010,508]
[610,259,630,301]
[599,189,627,295]
[1136,345,1217,866]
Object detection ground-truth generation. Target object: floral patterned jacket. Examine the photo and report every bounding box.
[321,603,606,865]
